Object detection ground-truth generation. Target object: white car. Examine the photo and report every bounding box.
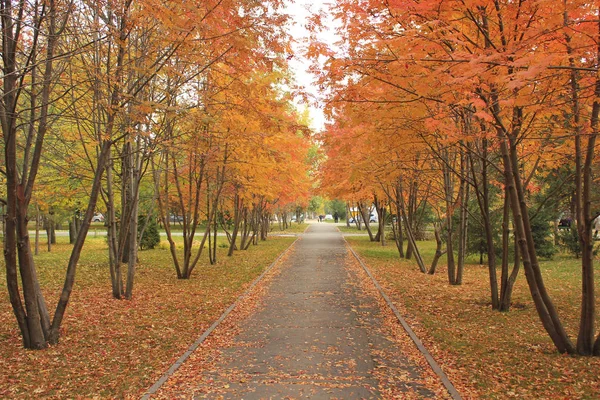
[349,214,377,223]
[92,213,104,222]
[325,214,333,220]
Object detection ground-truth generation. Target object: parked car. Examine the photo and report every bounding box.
[169,214,184,223]
[325,214,333,220]
[91,213,104,222]
[291,214,304,222]
[348,216,361,224]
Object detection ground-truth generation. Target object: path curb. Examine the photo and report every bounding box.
[345,241,463,400]
[140,235,302,399]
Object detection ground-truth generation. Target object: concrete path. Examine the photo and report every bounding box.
[164,224,437,399]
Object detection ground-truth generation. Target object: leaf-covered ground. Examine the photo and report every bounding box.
[0,234,296,398]
[346,236,600,399]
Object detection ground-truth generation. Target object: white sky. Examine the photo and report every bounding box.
[283,0,338,132]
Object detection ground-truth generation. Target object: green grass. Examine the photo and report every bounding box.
[269,222,309,234]
[360,242,402,260]
[337,224,377,233]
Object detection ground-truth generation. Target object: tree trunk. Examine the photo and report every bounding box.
[120,142,132,264]
[373,196,383,243]
[394,194,405,258]
[106,158,124,299]
[49,141,112,344]
[379,206,386,246]
[240,208,250,250]
[470,138,500,309]
[397,179,426,273]
[358,201,374,241]
[493,96,575,353]
[563,6,600,355]
[442,154,457,285]
[500,234,520,312]
[500,191,510,308]
[68,217,79,245]
[429,224,446,275]
[346,202,351,227]
[125,151,140,300]
[456,151,469,285]
[45,217,53,252]
[35,204,40,256]
[261,212,269,241]
[498,186,521,312]
[229,194,242,256]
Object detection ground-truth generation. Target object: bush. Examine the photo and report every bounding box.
[159,241,172,250]
[559,226,581,258]
[139,215,160,250]
[385,230,397,241]
[530,213,557,259]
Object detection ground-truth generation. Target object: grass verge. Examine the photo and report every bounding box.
[346,236,600,399]
[269,222,309,234]
[337,224,373,233]
[0,235,295,398]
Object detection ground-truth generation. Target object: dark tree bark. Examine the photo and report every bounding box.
[563,5,600,355]
[440,148,458,285]
[378,206,386,246]
[428,223,447,275]
[34,204,40,256]
[228,193,243,256]
[383,184,406,259]
[373,195,386,244]
[486,84,576,353]
[396,178,426,273]
[357,201,374,240]
[456,148,469,285]
[346,202,351,227]
[468,137,501,309]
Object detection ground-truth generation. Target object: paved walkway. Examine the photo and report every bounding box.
[161,224,437,398]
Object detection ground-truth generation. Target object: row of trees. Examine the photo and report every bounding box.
[1,0,311,349]
[314,0,600,356]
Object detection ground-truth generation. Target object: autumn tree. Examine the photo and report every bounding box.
[0,0,112,349]
[314,0,600,356]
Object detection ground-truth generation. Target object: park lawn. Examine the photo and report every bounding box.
[269,221,309,234]
[346,236,600,399]
[337,224,373,233]
[0,234,296,398]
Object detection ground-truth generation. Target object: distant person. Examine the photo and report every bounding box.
[558,217,572,229]
[319,215,324,222]
[334,212,339,223]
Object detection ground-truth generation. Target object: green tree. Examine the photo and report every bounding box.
[308,196,324,217]
[138,215,160,250]
[529,210,557,259]
[325,199,346,219]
